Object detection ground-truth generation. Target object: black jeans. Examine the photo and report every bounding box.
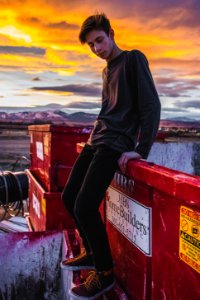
[61,143,122,271]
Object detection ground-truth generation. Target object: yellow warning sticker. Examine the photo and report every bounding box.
[179,206,200,273]
[41,197,46,216]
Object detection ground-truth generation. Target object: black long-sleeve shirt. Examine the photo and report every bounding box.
[87,49,161,159]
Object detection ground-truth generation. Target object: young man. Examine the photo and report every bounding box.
[61,13,161,299]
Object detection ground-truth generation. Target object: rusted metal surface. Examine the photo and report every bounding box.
[0,231,62,300]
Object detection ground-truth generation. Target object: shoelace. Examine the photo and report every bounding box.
[74,252,86,261]
[84,271,101,291]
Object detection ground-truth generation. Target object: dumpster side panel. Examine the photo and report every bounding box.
[152,185,200,300]
[46,192,75,230]
[106,174,153,300]
[27,169,75,231]
[107,162,200,300]
[30,130,45,185]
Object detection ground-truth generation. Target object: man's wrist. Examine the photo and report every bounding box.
[134,147,148,159]
[133,150,142,158]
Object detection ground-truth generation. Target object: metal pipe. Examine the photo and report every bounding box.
[0,171,28,205]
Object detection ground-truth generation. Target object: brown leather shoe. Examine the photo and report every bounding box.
[60,251,95,270]
[69,269,115,299]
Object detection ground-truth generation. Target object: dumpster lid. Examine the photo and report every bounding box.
[28,124,92,133]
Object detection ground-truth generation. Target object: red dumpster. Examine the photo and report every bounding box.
[26,169,75,231]
[106,160,200,300]
[124,161,200,300]
[28,125,91,192]
[150,170,200,300]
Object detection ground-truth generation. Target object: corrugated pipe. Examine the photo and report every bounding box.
[0,171,28,205]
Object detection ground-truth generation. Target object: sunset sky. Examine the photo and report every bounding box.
[0,0,200,120]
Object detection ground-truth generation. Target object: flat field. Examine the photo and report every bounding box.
[0,127,30,171]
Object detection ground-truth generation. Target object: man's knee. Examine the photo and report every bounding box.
[61,186,68,203]
[74,204,88,223]
[74,199,97,226]
[61,184,75,213]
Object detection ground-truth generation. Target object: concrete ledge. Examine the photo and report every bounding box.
[0,231,63,300]
[148,142,200,176]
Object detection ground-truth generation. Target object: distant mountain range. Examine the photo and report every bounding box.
[0,109,199,128]
[159,118,200,128]
[0,110,96,125]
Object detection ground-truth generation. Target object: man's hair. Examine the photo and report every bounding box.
[79,13,111,44]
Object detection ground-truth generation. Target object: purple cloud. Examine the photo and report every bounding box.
[173,100,200,109]
[0,46,45,56]
[31,83,101,97]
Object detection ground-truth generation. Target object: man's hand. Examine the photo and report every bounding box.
[118,151,142,173]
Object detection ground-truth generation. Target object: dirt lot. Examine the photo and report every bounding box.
[0,129,30,171]
[0,126,29,225]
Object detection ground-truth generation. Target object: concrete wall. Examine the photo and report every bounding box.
[148,142,200,176]
[0,231,62,300]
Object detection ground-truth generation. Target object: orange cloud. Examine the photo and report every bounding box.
[0,0,199,103]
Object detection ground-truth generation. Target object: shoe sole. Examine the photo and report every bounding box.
[68,280,115,299]
[60,261,95,271]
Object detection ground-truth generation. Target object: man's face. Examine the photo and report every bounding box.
[86,29,114,60]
